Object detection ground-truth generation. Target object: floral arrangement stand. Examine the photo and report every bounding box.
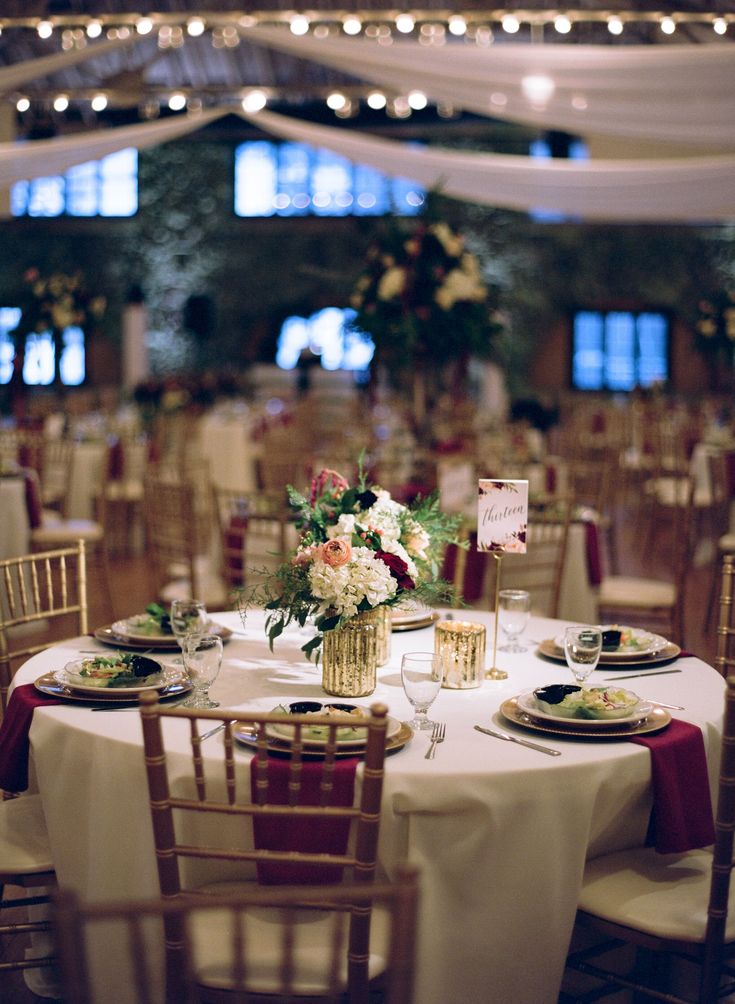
[244,462,462,698]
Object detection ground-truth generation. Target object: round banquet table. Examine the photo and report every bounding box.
[12,609,726,1004]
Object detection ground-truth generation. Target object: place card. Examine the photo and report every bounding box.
[477,479,528,553]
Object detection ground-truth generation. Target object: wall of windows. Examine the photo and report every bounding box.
[571,309,669,391]
[276,307,374,372]
[0,310,85,387]
[235,140,424,217]
[11,148,138,217]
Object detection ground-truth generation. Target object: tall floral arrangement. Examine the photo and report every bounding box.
[248,463,463,661]
[348,215,504,373]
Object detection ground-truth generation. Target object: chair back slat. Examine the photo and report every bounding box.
[716,555,735,678]
[0,541,87,710]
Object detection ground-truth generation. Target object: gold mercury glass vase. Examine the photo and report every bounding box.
[322,608,380,697]
[376,605,391,667]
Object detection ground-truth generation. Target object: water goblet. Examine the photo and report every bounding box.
[182,635,223,709]
[498,589,531,653]
[563,626,602,686]
[170,599,208,664]
[401,651,445,731]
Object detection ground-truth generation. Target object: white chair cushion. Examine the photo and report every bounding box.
[31,519,104,544]
[0,794,54,875]
[598,576,676,608]
[578,845,730,944]
[189,880,392,994]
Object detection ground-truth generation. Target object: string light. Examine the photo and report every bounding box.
[395,14,415,33]
[289,15,310,36]
[186,17,206,37]
[501,15,521,34]
[91,93,108,111]
[343,17,362,36]
[37,20,53,39]
[713,16,728,35]
[660,16,677,34]
[607,16,624,35]
[168,92,187,111]
[16,96,30,113]
[447,16,467,36]
[53,94,69,112]
[554,15,572,34]
[136,17,154,35]
[86,19,102,39]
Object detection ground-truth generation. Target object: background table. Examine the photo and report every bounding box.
[13,609,725,1004]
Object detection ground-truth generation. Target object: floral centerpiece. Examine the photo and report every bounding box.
[247,462,462,691]
[348,214,504,375]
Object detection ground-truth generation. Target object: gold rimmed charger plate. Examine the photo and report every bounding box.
[537,638,681,668]
[391,612,439,632]
[500,697,671,740]
[94,623,232,651]
[233,722,413,759]
[34,671,191,704]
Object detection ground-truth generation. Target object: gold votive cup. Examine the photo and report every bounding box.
[434,620,486,689]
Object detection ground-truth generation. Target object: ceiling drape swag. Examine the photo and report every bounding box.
[241,26,735,149]
[0,108,230,187]
[0,35,141,96]
[240,107,735,222]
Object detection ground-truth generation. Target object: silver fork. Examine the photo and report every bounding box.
[425,722,446,760]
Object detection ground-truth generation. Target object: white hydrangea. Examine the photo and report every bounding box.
[326,513,357,539]
[363,491,403,546]
[308,546,397,619]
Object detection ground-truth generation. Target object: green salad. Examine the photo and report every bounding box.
[74,653,162,688]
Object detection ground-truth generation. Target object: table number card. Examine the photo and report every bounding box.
[477,479,528,553]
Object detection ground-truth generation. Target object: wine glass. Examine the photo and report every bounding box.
[182,635,223,709]
[401,651,444,731]
[498,589,531,653]
[563,626,602,686]
[170,600,208,664]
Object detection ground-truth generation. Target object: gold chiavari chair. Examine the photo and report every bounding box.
[715,554,735,678]
[0,542,88,980]
[52,867,419,1004]
[212,486,295,596]
[563,673,735,1004]
[138,693,393,1002]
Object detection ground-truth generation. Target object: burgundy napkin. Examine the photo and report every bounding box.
[0,685,61,792]
[629,718,715,854]
[223,514,248,587]
[545,464,557,494]
[106,439,124,480]
[442,534,487,605]
[582,519,603,586]
[250,755,359,885]
[21,467,42,529]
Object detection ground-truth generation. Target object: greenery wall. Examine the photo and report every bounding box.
[0,131,733,401]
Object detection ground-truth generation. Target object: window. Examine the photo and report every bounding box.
[0,313,85,387]
[276,307,374,372]
[571,310,669,392]
[235,141,424,217]
[11,148,138,217]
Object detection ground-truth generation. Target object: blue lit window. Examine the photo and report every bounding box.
[235,141,424,217]
[11,149,138,217]
[0,314,86,387]
[0,308,21,384]
[276,307,374,371]
[572,310,669,392]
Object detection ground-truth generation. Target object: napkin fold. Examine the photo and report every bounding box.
[0,685,61,793]
[249,755,359,885]
[629,718,715,854]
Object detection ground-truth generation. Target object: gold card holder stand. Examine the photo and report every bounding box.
[485,552,508,681]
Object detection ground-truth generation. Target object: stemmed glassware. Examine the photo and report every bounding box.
[182,635,223,709]
[563,626,602,686]
[170,600,208,665]
[401,651,445,731]
[498,589,531,653]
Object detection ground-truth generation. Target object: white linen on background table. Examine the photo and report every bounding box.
[0,477,30,560]
[13,610,725,1004]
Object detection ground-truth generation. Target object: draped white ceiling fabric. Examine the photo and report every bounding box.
[242,26,735,149]
[0,108,230,187]
[0,35,141,96]
[240,107,735,223]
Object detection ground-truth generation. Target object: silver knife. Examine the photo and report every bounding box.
[474,724,561,757]
[602,669,683,681]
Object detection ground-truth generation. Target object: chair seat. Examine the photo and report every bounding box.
[31,519,104,545]
[0,794,54,876]
[597,575,676,608]
[190,880,392,994]
[578,845,728,945]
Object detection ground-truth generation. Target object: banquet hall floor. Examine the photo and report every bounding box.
[0,505,721,1002]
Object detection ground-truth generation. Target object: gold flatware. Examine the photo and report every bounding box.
[474,724,561,757]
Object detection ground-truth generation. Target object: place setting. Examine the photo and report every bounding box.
[94,600,233,651]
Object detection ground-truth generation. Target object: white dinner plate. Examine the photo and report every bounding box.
[111,616,175,643]
[553,626,669,662]
[266,710,402,748]
[56,657,176,694]
[516,690,654,730]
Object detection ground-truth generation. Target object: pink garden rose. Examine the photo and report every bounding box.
[309,468,349,506]
[318,538,352,568]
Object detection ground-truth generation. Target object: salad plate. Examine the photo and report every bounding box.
[34,671,190,704]
[516,688,653,730]
[264,702,402,748]
[234,721,412,759]
[56,654,174,694]
[538,635,680,667]
[391,601,439,632]
[500,697,671,740]
[551,626,669,662]
[96,621,232,650]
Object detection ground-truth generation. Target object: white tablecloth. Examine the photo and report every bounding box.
[13,610,725,1004]
[0,476,30,560]
[66,442,108,520]
[197,412,261,492]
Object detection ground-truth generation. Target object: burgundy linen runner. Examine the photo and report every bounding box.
[630,718,715,854]
[0,684,61,792]
[249,754,358,884]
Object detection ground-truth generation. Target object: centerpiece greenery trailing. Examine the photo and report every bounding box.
[242,456,463,662]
